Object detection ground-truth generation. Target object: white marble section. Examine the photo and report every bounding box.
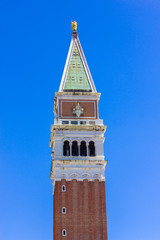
[50,160,107,182]
[51,130,105,161]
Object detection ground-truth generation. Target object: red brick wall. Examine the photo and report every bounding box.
[53,179,108,240]
[58,100,98,119]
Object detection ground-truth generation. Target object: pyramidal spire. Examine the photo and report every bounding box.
[59,21,97,92]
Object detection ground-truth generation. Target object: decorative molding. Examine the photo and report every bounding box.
[93,173,101,179]
[61,173,68,179]
[82,173,90,179]
[71,173,79,179]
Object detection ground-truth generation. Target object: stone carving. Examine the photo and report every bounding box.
[61,173,68,179]
[82,173,90,179]
[93,173,100,179]
[71,173,79,179]
[73,103,84,117]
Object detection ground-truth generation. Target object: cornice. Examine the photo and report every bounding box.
[51,124,106,133]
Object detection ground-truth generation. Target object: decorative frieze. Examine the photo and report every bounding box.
[50,159,106,190]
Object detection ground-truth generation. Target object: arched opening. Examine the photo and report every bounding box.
[89,141,95,156]
[72,141,78,156]
[61,185,66,192]
[62,229,67,236]
[80,141,87,156]
[63,141,70,156]
[62,207,66,214]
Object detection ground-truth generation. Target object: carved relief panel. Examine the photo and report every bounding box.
[58,99,98,119]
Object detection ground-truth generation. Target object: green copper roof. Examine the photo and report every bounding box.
[63,43,92,91]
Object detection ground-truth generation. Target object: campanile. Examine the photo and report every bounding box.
[49,21,108,240]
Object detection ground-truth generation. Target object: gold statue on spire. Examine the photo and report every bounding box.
[71,21,77,31]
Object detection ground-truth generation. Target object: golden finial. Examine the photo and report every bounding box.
[71,21,77,31]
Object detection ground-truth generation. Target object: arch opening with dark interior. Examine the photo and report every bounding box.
[80,141,87,156]
[63,140,70,156]
[72,141,78,156]
[89,141,95,156]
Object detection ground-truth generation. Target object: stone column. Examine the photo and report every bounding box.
[69,142,72,156]
[78,142,80,156]
[86,142,89,156]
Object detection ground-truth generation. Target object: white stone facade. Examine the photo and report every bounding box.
[50,124,107,192]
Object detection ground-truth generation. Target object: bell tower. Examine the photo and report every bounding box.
[50,21,108,240]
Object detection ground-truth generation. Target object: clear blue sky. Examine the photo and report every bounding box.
[0,0,160,239]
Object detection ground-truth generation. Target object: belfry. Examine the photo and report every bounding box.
[49,21,108,240]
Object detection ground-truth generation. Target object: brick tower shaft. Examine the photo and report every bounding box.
[54,180,107,240]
